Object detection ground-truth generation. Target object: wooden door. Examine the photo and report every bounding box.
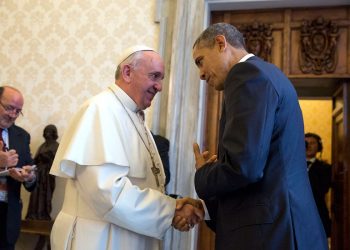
[196,86,222,250]
[198,6,350,250]
[331,82,350,250]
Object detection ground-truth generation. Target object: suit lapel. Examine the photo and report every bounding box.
[7,126,19,150]
[218,102,226,160]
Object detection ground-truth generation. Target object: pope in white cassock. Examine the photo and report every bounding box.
[49,45,204,250]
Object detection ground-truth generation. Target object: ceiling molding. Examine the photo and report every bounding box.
[207,0,350,11]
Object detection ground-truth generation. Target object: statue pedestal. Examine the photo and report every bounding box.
[21,220,53,250]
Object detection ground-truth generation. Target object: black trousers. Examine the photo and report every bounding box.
[0,202,14,250]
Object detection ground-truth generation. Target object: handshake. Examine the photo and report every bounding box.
[172,197,204,232]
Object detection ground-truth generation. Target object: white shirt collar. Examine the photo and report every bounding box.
[109,83,139,113]
[307,157,316,163]
[239,53,255,63]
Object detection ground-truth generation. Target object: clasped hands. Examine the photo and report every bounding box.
[172,197,204,232]
[171,143,217,231]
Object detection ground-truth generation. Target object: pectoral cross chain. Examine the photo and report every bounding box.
[151,165,160,187]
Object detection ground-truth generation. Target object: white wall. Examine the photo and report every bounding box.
[0,1,160,249]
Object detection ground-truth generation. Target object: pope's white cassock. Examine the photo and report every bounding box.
[50,83,176,250]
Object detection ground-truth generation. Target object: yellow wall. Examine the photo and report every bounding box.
[299,99,332,164]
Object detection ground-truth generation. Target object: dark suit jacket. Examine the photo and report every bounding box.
[195,57,328,250]
[3,124,35,244]
[308,159,332,237]
[152,133,170,186]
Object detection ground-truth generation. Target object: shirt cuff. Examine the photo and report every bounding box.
[24,174,36,187]
[200,199,211,220]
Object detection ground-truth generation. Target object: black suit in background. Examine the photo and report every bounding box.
[152,133,170,186]
[308,159,332,237]
[152,133,183,199]
[0,124,35,250]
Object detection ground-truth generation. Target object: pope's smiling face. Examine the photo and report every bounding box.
[129,51,165,110]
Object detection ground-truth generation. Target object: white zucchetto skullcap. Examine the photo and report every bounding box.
[117,45,155,65]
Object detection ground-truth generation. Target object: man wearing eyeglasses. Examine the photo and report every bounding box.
[0,86,36,250]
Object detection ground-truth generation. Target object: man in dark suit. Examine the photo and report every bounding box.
[192,23,328,250]
[0,86,36,250]
[151,133,171,186]
[152,133,184,199]
[305,132,332,237]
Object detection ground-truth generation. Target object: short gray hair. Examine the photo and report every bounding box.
[193,23,245,49]
[115,51,144,80]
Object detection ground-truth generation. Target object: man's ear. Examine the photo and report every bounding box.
[215,35,227,52]
[121,64,132,83]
